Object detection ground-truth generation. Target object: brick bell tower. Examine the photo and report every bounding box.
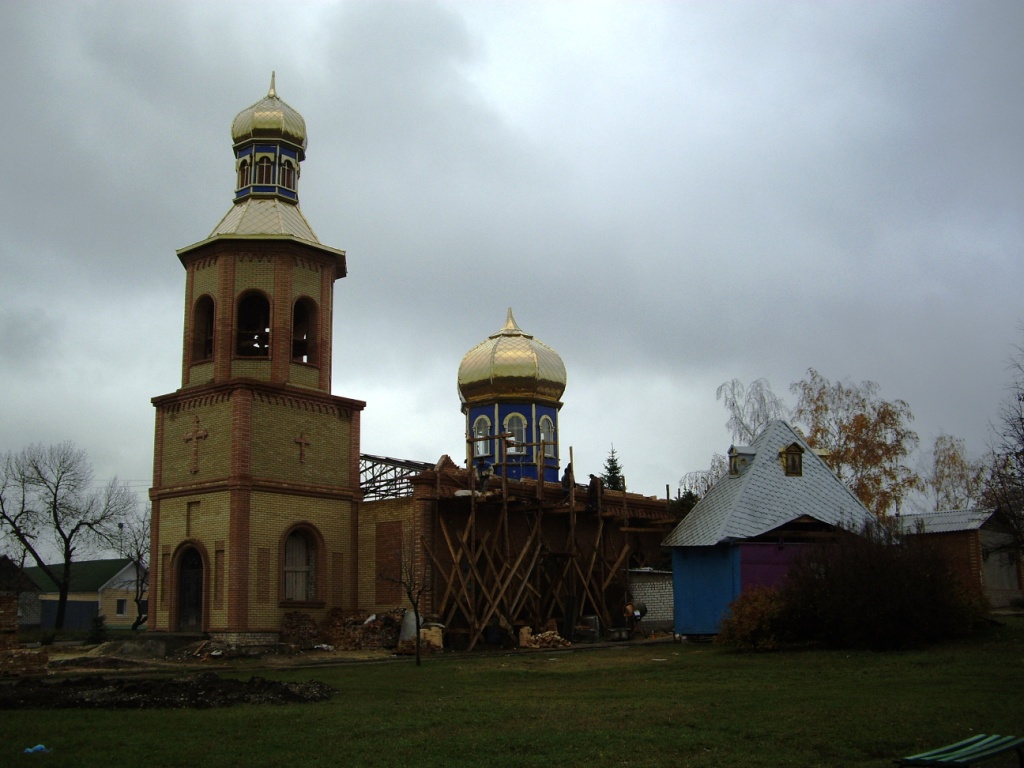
[149,75,365,644]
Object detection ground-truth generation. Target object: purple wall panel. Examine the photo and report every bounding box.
[739,542,810,590]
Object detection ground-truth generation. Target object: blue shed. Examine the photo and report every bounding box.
[663,421,873,636]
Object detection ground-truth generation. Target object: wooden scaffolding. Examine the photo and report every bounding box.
[415,438,679,651]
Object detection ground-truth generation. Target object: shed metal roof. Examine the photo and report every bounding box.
[897,508,994,534]
[663,420,874,547]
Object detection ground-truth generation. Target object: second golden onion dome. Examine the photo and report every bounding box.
[458,309,567,408]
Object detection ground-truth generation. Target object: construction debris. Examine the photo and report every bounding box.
[0,648,48,677]
[519,628,572,649]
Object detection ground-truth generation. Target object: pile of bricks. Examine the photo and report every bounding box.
[279,609,406,652]
[0,648,48,677]
[280,611,320,649]
[395,625,444,655]
[519,627,572,649]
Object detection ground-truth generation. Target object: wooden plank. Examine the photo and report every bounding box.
[603,543,631,591]
[899,734,1024,766]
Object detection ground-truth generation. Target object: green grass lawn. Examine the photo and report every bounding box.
[3,617,1022,768]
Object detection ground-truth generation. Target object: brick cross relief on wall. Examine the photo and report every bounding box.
[295,432,312,463]
[184,416,208,474]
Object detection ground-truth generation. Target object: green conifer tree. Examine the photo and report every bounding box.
[602,446,625,491]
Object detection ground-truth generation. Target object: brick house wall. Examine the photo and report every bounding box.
[628,570,673,630]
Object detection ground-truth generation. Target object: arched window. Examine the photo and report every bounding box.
[255,156,274,184]
[291,298,317,365]
[473,416,491,457]
[191,295,215,362]
[280,160,295,190]
[236,159,250,190]
[539,416,556,458]
[283,529,316,601]
[236,292,270,357]
[504,413,527,455]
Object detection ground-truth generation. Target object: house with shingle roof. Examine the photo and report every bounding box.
[23,558,147,631]
[898,508,1023,607]
[663,420,874,635]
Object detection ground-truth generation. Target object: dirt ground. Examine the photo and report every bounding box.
[0,671,334,709]
[0,639,393,709]
[1,633,674,709]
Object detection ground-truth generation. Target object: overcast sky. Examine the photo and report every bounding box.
[1,0,1022,508]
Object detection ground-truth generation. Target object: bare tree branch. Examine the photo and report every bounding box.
[716,378,789,444]
[0,442,139,631]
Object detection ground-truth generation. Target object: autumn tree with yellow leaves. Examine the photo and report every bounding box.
[927,434,986,512]
[790,368,922,519]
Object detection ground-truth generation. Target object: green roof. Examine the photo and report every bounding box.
[23,558,132,592]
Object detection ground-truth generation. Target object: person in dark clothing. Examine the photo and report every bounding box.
[561,462,574,498]
[586,473,602,512]
[476,458,493,493]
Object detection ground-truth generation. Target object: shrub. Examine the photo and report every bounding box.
[87,614,108,645]
[716,586,787,651]
[779,526,989,650]
[715,525,990,652]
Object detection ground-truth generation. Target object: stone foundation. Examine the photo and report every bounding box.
[208,631,280,649]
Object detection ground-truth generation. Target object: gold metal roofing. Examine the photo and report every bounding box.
[458,308,567,406]
[209,197,320,242]
[231,72,307,151]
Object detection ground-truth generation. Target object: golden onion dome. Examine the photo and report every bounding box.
[458,308,567,407]
[231,72,307,153]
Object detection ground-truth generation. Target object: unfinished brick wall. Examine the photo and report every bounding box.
[358,497,420,614]
[628,571,674,630]
[0,593,17,651]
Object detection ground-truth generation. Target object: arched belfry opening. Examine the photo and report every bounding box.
[191,295,214,363]
[236,291,270,357]
[292,297,318,365]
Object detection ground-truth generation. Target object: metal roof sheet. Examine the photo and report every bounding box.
[663,420,874,547]
[897,508,993,534]
[209,198,320,242]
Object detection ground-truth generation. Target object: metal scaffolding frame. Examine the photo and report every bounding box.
[359,453,434,501]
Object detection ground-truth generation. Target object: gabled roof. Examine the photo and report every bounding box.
[24,558,135,593]
[0,556,40,592]
[663,420,873,547]
[897,508,995,534]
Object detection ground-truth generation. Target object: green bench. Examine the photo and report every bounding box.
[898,735,1024,766]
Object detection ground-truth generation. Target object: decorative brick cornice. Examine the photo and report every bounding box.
[254,389,349,417]
[177,236,346,279]
[153,379,365,414]
[189,255,219,272]
[238,251,274,264]
[292,255,323,273]
[151,478,360,501]
[152,390,232,412]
